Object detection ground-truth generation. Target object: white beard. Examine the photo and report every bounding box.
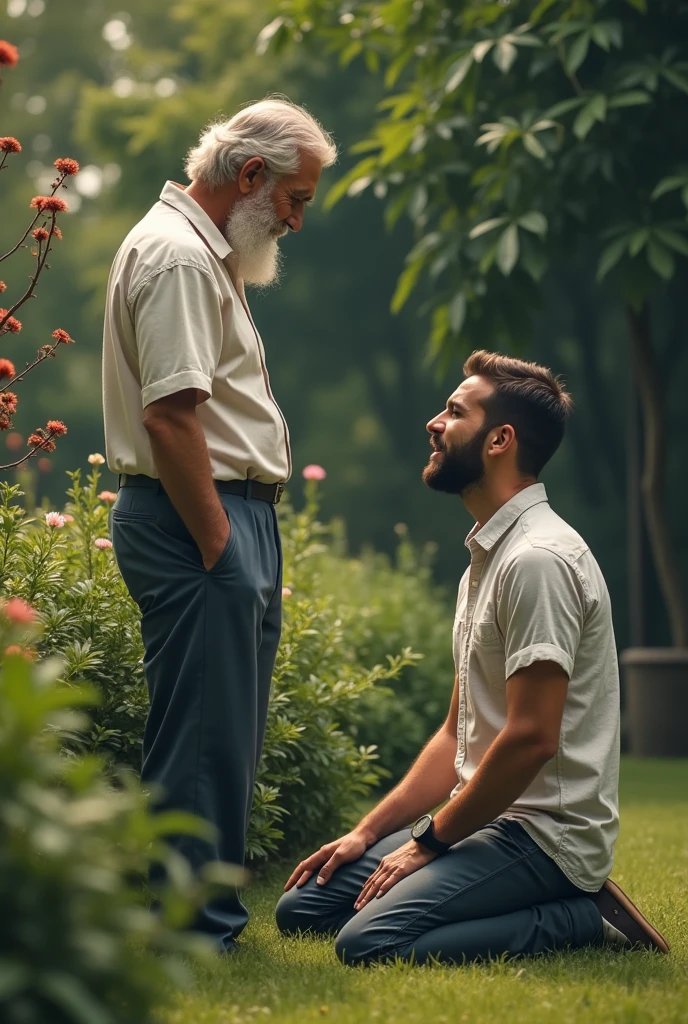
[223,185,287,287]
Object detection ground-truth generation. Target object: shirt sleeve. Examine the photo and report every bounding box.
[497,546,587,680]
[129,262,224,408]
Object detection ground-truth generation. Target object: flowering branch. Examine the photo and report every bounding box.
[0,156,74,266]
[0,329,73,393]
[0,421,67,472]
[0,39,76,472]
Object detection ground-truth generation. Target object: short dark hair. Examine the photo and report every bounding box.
[463,349,573,477]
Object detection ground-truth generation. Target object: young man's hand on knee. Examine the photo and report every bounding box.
[284,828,376,891]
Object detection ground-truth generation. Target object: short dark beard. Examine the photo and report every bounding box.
[422,422,491,496]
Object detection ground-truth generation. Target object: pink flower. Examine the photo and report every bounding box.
[97,491,117,503]
[62,514,74,523]
[2,597,35,624]
[88,453,105,465]
[302,464,326,481]
[94,538,113,549]
[45,512,66,528]
[282,587,292,598]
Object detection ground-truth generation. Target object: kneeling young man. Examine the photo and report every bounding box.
[276,350,669,966]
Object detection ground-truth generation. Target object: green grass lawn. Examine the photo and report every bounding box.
[159,759,688,1024]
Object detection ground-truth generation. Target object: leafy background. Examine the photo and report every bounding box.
[1,0,686,653]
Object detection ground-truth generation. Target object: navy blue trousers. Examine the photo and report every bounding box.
[112,480,282,950]
[276,820,603,965]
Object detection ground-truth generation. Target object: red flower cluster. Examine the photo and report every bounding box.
[52,227,63,241]
[52,328,73,344]
[0,392,18,430]
[0,310,22,334]
[32,227,50,242]
[0,41,19,68]
[30,196,68,213]
[54,157,79,176]
[3,598,35,625]
[0,137,21,154]
[46,419,67,437]
[0,358,16,380]
[27,432,56,452]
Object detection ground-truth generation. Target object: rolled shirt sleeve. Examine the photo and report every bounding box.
[497,546,587,680]
[129,261,224,408]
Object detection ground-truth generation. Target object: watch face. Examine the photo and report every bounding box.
[412,814,432,840]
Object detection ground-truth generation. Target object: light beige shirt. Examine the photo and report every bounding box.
[451,483,620,891]
[102,181,291,483]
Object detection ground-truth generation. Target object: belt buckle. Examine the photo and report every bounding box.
[274,482,285,504]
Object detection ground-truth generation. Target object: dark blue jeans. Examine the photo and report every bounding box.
[112,479,282,951]
[276,819,603,965]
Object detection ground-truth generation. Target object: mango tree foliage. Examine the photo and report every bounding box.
[265,0,688,646]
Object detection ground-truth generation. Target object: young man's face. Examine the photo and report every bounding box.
[423,375,496,495]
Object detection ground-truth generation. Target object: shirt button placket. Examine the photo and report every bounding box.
[457,548,484,775]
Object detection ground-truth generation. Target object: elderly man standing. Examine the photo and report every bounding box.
[102,99,337,951]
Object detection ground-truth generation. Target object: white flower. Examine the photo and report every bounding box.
[45,512,66,528]
[88,453,105,465]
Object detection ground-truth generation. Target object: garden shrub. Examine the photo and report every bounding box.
[0,468,423,862]
[0,601,240,1024]
[317,523,456,783]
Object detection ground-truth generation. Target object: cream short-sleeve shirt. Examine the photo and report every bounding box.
[451,484,620,891]
[102,181,291,483]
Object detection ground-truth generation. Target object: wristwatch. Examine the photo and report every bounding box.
[411,814,452,855]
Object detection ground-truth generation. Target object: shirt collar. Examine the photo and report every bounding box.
[465,483,549,554]
[159,181,232,260]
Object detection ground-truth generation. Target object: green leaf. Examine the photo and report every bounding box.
[445,54,473,93]
[496,224,520,275]
[544,97,586,120]
[324,158,378,211]
[647,242,675,279]
[385,49,413,88]
[597,235,630,280]
[40,973,113,1024]
[624,0,647,11]
[469,216,507,239]
[340,40,363,67]
[518,211,548,236]
[522,133,547,159]
[347,176,372,197]
[653,227,688,257]
[566,31,591,74]
[391,261,423,314]
[0,963,29,1000]
[662,67,688,96]
[608,90,651,108]
[448,293,466,334]
[573,96,606,140]
[472,39,495,63]
[365,49,380,74]
[628,229,650,256]
[591,20,623,51]
[651,175,688,200]
[494,40,518,74]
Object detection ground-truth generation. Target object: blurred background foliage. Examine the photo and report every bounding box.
[0,0,686,658]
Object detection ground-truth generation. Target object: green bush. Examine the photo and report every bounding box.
[0,469,422,862]
[0,602,239,1024]
[317,523,456,783]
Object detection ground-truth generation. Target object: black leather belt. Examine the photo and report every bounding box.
[118,473,285,505]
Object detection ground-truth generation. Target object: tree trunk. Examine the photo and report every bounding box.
[626,302,688,647]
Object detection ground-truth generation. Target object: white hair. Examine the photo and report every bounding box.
[184,98,338,189]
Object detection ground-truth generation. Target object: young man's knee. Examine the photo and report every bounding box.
[275,888,306,936]
[334,922,390,967]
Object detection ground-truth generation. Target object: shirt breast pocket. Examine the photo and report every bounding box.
[471,620,506,688]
